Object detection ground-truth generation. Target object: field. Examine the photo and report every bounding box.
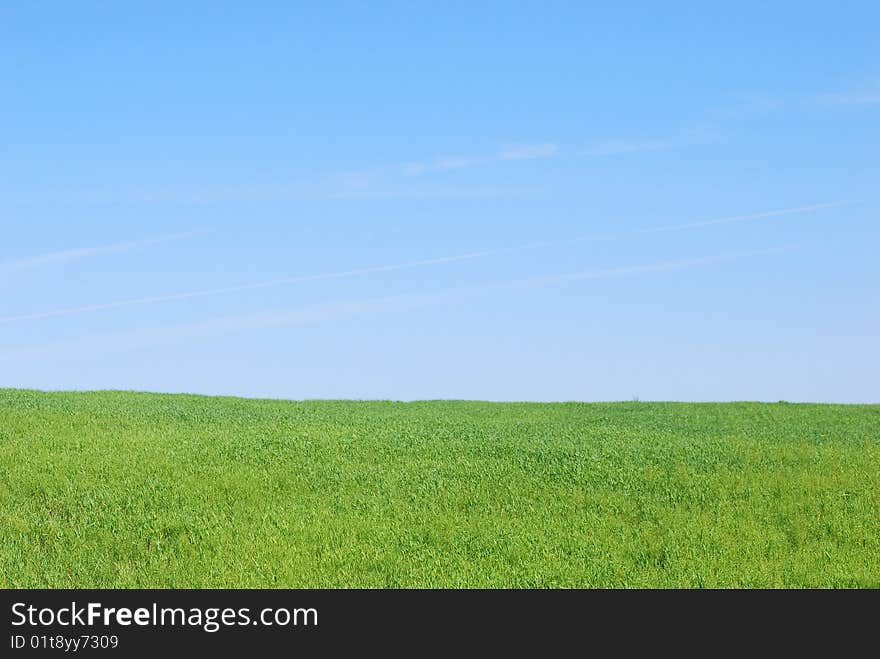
[1,389,878,588]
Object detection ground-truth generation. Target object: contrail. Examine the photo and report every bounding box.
[495,245,794,289]
[0,244,790,362]
[445,200,856,254]
[0,250,496,324]
[628,200,856,235]
[0,200,853,324]
[0,231,200,273]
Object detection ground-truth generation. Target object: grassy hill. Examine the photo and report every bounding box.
[1,389,878,588]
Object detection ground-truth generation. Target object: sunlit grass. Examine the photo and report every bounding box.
[2,389,878,587]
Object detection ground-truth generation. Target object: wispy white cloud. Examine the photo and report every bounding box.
[497,143,560,161]
[0,245,792,363]
[0,232,198,273]
[132,172,383,203]
[27,135,688,204]
[401,142,560,176]
[0,199,848,326]
[399,162,429,176]
[399,154,473,175]
[816,89,880,106]
[98,147,550,202]
[581,139,672,157]
[55,134,674,203]
[706,84,880,116]
[706,94,787,121]
[435,156,473,171]
[136,180,524,203]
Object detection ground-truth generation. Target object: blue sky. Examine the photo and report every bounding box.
[1,2,877,402]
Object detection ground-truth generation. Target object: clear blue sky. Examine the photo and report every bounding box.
[1,2,877,402]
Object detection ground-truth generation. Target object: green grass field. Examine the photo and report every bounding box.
[1,389,878,588]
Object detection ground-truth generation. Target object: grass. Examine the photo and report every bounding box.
[1,389,878,588]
